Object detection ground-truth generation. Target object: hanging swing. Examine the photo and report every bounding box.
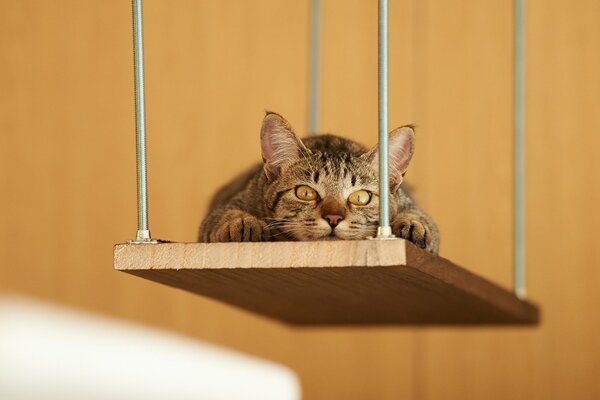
[114,0,539,325]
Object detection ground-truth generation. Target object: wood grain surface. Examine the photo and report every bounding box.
[115,241,538,325]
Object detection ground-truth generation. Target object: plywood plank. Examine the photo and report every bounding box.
[114,241,538,325]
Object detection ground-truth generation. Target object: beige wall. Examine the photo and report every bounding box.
[1,0,599,398]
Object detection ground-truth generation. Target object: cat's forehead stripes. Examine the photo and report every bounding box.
[315,151,354,177]
[298,150,376,195]
[313,170,320,183]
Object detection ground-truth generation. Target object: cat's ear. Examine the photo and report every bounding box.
[260,111,310,179]
[365,125,415,189]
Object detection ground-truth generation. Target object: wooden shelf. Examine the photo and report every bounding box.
[114,240,539,325]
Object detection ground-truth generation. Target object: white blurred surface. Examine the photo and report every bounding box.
[0,296,301,400]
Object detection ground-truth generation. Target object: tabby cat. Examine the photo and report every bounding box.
[199,112,439,253]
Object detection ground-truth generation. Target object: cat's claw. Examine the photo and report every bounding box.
[392,213,431,251]
[211,211,268,242]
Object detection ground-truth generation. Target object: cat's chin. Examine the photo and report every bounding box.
[312,230,370,240]
[317,236,343,241]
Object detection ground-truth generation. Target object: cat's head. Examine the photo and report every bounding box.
[261,112,415,240]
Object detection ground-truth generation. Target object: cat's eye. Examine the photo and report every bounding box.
[348,190,372,206]
[295,185,318,201]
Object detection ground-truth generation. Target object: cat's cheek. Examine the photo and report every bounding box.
[281,226,315,241]
[335,228,365,240]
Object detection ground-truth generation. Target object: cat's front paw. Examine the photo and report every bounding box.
[211,211,268,242]
[392,212,433,252]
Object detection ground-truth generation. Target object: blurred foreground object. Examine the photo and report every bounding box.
[0,296,300,400]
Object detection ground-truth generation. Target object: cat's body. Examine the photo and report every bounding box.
[199,112,439,253]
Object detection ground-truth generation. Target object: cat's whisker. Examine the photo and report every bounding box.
[270,224,311,234]
[264,219,294,226]
[265,220,297,228]
[269,229,303,238]
[265,220,288,225]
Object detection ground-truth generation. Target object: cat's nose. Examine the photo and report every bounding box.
[321,197,346,228]
[323,214,343,228]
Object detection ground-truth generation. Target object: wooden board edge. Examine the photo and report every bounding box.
[113,240,408,271]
